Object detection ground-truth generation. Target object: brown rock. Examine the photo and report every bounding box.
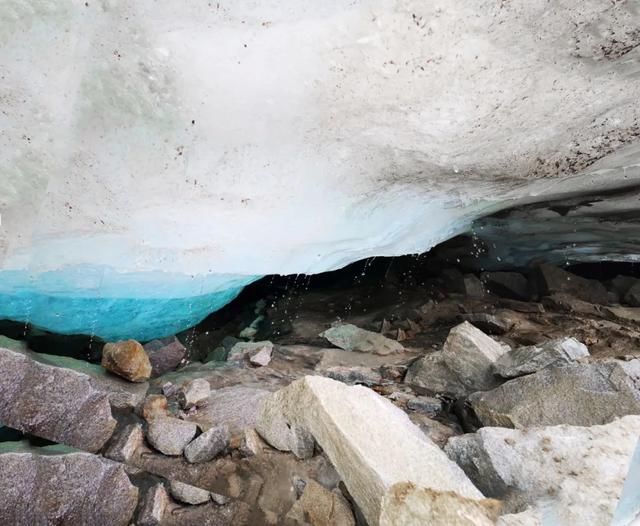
[102,340,152,382]
[141,394,169,422]
[285,479,355,526]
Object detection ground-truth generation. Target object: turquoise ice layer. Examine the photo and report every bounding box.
[0,266,260,341]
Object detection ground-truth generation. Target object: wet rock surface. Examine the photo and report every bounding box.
[2,261,640,524]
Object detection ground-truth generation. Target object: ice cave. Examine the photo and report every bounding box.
[1,2,640,525]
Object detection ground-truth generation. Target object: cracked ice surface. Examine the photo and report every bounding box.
[1,1,639,339]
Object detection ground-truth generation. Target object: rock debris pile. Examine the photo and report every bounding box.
[1,263,640,525]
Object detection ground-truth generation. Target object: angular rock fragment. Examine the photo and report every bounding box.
[184,425,229,463]
[493,337,589,379]
[481,271,530,301]
[0,444,138,526]
[104,423,144,463]
[137,483,169,526]
[257,376,497,526]
[470,360,640,428]
[249,345,273,367]
[461,312,515,335]
[445,416,640,526]
[406,322,509,397]
[178,378,211,409]
[321,324,404,355]
[534,264,608,304]
[406,396,442,416]
[169,480,211,505]
[285,479,355,526]
[0,346,116,452]
[141,394,169,422]
[143,336,187,377]
[147,417,198,456]
[102,340,152,382]
[228,341,274,363]
[321,365,382,386]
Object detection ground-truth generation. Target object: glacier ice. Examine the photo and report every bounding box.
[1,1,639,339]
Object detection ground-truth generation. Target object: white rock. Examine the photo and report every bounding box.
[445,416,640,526]
[177,379,211,409]
[321,324,404,355]
[147,417,198,456]
[249,346,273,367]
[228,341,274,363]
[256,376,497,526]
[169,480,211,505]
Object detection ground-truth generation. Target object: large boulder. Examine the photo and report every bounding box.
[445,416,640,526]
[0,346,116,452]
[624,281,640,307]
[481,272,530,301]
[256,376,499,526]
[534,265,608,304]
[406,322,509,397]
[470,360,640,428]
[0,443,138,526]
[493,337,589,379]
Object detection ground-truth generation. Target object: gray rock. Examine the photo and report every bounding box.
[494,337,589,379]
[104,423,144,463]
[445,416,640,526]
[184,425,229,463]
[0,444,138,526]
[463,274,486,298]
[406,396,442,416]
[321,365,382,386]
[228,341,274,363]
[0,346,116,452]
[183,386,269,434]
[624,281,640,307]
[177,378,211,409]
[321,324,404,355]
[461,312,515,335]
[481,271,530,301]
[144,336,187,377]
[406,322,509,397]
[137,483,169,526]
[147,417,198,456]
[169,480,211,505]
[470,360,640,428]
[535,264,608,304]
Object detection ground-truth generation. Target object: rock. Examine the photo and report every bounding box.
[0,444,138,526]
[102,340,152,382]
[285,479,355,526]
[184,425,229,463]
[463,274,486,298]
[169,480,211,505]
[624,281,640,307]
[183,385,270,434]
[406,322,509,397]
[137,483,170,526]
[534,264,608,304]
[256,376,498,526]
[604,305,640,324]
[493,337,589,379]
[178,378,211,409]
[143,336,187,377]
[481,272,530,301]
[320,365,382,386]
[0,346,116,452]
[543,292,601,315]
[445,416,640,526]
[496,508,542,526]
[141,394,169,422]
[228,341,274,363]
[609,275,639,298]
[239,428,269,457]
[408,413,461,448]
[406,396,442,416]
[461,312,515,335]
[469,360,640,428]
[321,324,404,355]
[249,345,273,367]
[147,417,198,456]
[104,423,144,463]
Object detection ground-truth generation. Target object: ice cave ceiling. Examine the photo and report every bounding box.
[1,0,639,340]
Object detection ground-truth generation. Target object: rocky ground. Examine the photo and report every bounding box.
[1,260,640,525]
